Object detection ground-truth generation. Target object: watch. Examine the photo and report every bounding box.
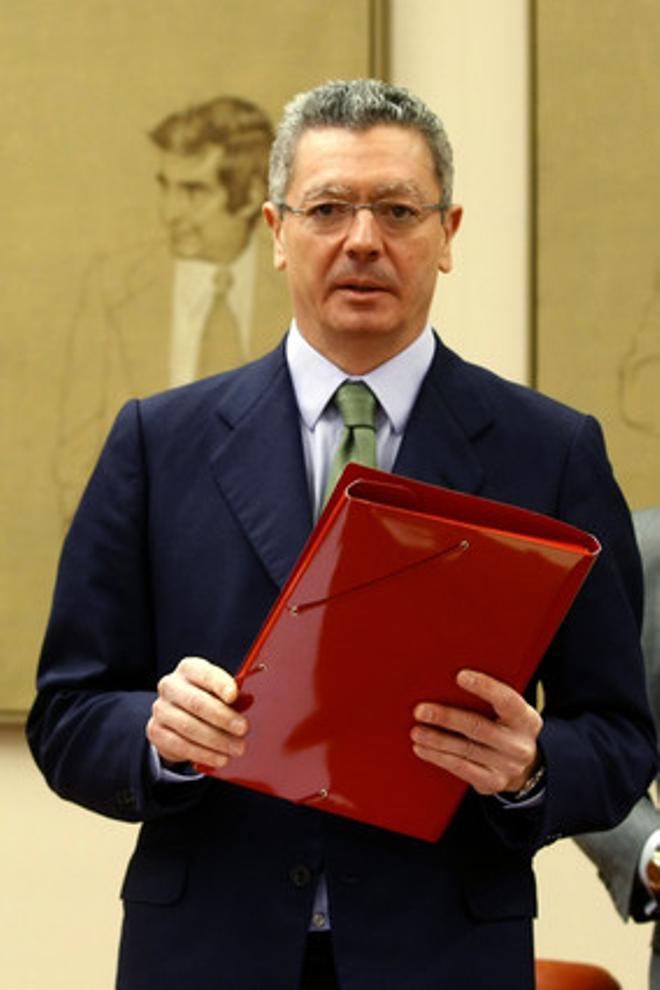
[509,762,546,801]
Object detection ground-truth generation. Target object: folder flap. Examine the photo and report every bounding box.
[345,466,601,558]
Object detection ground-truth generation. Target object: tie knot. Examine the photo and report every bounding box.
[213,266,233,297]
[334,381,377,430]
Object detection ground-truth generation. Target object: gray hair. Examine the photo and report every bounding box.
[268,79,454,210]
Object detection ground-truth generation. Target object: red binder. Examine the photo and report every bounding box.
[207,464,601,841]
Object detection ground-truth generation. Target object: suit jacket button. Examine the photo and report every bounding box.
[289,865,312,888]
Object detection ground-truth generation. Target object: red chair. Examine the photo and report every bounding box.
[535,959,621,989]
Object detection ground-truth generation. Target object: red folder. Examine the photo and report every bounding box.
[207,464,601,841]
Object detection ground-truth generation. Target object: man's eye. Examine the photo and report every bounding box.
[309,202,346,218]
[182,182,209,200]
[384,203,418,221]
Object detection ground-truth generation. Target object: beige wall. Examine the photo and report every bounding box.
[534,0,660,511]
[3,2,650,988]
[1,727,137,988]
[391,0,531,384]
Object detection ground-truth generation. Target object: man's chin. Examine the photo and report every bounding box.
[326,293,398,328]
[169,235,204,260]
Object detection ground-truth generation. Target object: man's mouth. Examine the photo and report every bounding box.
[335,280,389,294]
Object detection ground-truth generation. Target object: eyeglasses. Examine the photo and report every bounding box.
[277,199,446,236]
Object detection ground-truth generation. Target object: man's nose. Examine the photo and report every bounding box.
[343,206,383,257]
[159,186,189,225]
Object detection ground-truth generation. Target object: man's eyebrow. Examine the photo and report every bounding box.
[299,183,354,203]
[371,181,428,200]
[154,174,210,193]
[299,180,430,203]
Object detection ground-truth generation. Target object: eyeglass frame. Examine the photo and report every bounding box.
[275,199,449,234]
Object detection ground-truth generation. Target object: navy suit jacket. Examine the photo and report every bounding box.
[28,336,656,990]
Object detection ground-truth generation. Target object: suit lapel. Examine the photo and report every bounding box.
[394,336,491,495]
[207,335,493,588]
[209,347,313,589]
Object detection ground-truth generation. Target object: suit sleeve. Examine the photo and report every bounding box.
[576,797,659,921]
[575,505,660,922]
[27,400,209,822]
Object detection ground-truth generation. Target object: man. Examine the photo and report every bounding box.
[28,80,655,989]
[577,506,660,989]
[55,94,289,521]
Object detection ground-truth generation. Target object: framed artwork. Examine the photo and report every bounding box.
[534,0,660,511]
[0,0,388,717]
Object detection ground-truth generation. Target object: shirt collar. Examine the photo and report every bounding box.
[174,243,255,314]
[286,321,435,434]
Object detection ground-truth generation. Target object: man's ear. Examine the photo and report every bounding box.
[438,205,463,274]
[263,201,287,271]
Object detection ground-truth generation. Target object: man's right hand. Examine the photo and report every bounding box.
[146,655,248,770]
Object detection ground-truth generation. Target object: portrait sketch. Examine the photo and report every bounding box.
[56,95,288,522]
[1,0,388,715]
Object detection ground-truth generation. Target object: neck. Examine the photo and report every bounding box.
[298,326,426,375]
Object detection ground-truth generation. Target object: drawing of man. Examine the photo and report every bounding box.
[619,274,660,437]
[55,95,288,521]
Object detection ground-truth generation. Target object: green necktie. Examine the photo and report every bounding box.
[323,380,378,506]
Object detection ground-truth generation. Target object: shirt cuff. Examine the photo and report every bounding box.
[495,786,546,810]
[496,761,546,808]
[639,828,660,916]
[148,743,205,783]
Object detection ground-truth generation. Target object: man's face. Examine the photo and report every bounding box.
[264,125,462,371]
[156,145,253,264]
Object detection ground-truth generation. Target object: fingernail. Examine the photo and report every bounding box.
[230,717,246,735]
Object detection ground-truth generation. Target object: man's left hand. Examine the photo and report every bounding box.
[411,669,543,795]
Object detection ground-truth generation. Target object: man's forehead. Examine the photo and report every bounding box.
[288,125,438,197]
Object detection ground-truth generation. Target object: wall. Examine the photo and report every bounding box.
[535,0,660,509]
[2,2,650,988]
[1,727,137,988]
[391,0,531,385]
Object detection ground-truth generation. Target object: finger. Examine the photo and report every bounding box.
[410,723,523,779]
[177,655,240,704]
[456,669,532,727]
[148,694,248,770]
[151,696,247,754]
[411,740,512,795]
[157,674,247,738]
[146,715,241,770]
[413,701,540,769]
[158,661,248,737]
[413,701,494,747]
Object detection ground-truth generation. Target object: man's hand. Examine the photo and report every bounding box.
[147,655,248,770]
[410,669,543,795]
